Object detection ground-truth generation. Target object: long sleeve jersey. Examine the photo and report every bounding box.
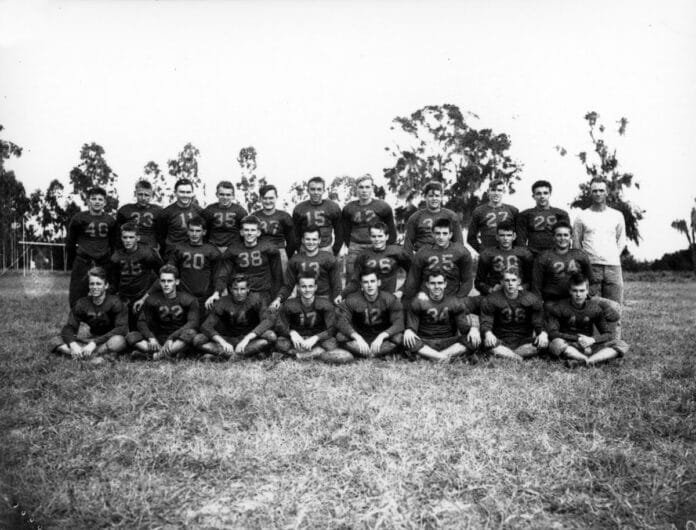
[116,203,163,247]
[516,206,570,254]
[292,199,343,254]
[404,242,473,299]
[109,245,163,299]
[201,293,274,339]
[137,291,199,341]
[480,290,544,343]
[278,250,341,301]
[200,202,248,247]
[337,291,404,342]
[531,248,593,301]
[217,241,282,297]
[61,295,128,344]
[252,209,297,256]
[475,246,534,295]
[466,203,519,252]
[545,298,613,344]
[165,242,222,299]
[66,211,117,265]
[342,244,412,297]
[275,297,336,340]
[155,202,203,254]
[403,208,463,253]
[406,294,476,339]
[341,199,397,247]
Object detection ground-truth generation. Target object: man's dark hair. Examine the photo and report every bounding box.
[88,187,107,198]
[259,184,278,197]
[174,178,194,191]
[552,220,573,234]
[531,180,552,193]
[496,220,516,234]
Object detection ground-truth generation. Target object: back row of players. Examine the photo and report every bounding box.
[52,175,629,366]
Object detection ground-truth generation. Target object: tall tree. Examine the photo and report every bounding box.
[557,111,644,244]
[143,160,166,203]
[671,199,696,274]
[167,143,203,201]
[383,104,522,225]
[28,180,80,242]
[68,142,119,212]
[0,125,31,268]
[236,146,267,212]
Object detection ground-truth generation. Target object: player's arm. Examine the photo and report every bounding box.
[531,255,544,298]
[384,297,405,337]
[268,249,283,299]
[403,214,417,254]
[331,205,345,256]
[572,216,584,251]
[213,250,234,296]
[479,296,498,347]
[383,205,397,245]
[531,297,548,348]
[402,253,423,300]
[516,211,529,248]
[403,299,421,348]
[283,214,298,258]
[328,256,342,302]
[314,303,336,342]
[107,216,118,254]
[466,213,482,253]
[545,307,576,342]
[274,261,296,306]
[275,304,292,338]
[592,308,614,345]
[336,301,357,338]
[457,251,474,297]
[60,308,82,347]
[616,213,627,253]
[340,255,362,298]
[154,210,168,255]
[451,212,465,246]
[92,299,128,345]
[340,207,352,250]
[474,253,491,295]
[291,207,304,248]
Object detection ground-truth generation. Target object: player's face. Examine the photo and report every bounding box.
[360,273,380,297]
[569,282,589,306]
[121,231,139,250]
[532,186,551,208]
[308,182,325,204]
[87,275,108,299]
[187,225,205,244]
[298,278,317,300]
[135,187,153,206]
[369,228,388,250]
[425,189,442,210]
[160,273,179,295]
[590,182,608,206]
[261,190,277,211]
[241,223,260,245]
[501,273,521,297]
[216,186,234,207]
[231,281,250,302]
[88,194,106,213]
[553,228,572,250]
[302,231,320,252]
[433,227,452,248]
[426,275,446,300]
[357,180,374,201]
[488,184,505,204]
[175,185,194,206]
[496,229,516,250]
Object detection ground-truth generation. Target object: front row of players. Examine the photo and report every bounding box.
[51,263,628,367]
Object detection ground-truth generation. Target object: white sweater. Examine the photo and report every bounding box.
[573,207,626,266]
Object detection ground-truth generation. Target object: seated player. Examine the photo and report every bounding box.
[474,220,533,295]
[109,222,163,329]
[480,268,548,361]
[403,218,473,302]
[547,273,629,366]
[334,269,404,359]
[192,274,276,361]
[270,225,341,310]
[403,180,463,253]
[338,221,411,302]
[403,272,481,362]
[127,265,199,360]
[274,272,342,362]
[50,266,127,362]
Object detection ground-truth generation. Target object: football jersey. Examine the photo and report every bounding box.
[341,199,397,246]
[278,250,341,301]
[466,203,519,252]
[116,203,163,247]
[292,199,342,252]
[66,211,117,263]
[475,246,534,295]
[403,208,463,253]
[342,245,412,296]
[110,245,163,299]
[166,242,222,298]
[276,297,336,340]
[252,209,297,255]
[155,202,203,253]
[138,291,199,340]
[480,290,544,342]
[516,206,570,254]
[406,294,474,339]
[201,202,248,247]
[404,242,473,299]
[201,292,273,339]
[337,291,403,341]
[546,298,612,344]
[61,294,127,344]
[217,241,282,296]
[532,249,593,301]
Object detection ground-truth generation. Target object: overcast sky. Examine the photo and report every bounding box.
[1,0,695,259]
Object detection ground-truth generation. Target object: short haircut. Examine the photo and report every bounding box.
[302,224,321,237]
[502,267,521,279]
[216,180,234,192]
[569,272,589,287]
[359,267,379,281]
[369,221,388,235]
[297,270,317,284]
[423,181,444,195]
[174,178,194,191]
[307,176,325,187]
[426,271,446,283]
[120,222,138,234]
[356,174,374,186]
[87,266,108,282]
[230,274,248,287]
[187,216,205,229]
[135,179,153,191]
[496,220,516,234]
[259,184,277,197]
[590,177,609,187]
[88,187,107,198]
[240,215,260,227]
[552,220,573,234]
[159,264,179,279]
[489,178,505,190]
[532,180,552,193]
[432,218,452,232]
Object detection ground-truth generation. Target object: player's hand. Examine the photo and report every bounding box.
[217,340,234,356]
[484,331,497,348]
[133,297,146,313]
[205,292,220,310]
[161,340,174,356]
[235,338,251,354]
[394,291,403,300]
[370,335,386,356]
[491,284,502,292]
[290,331,305,351]
[269,298,282,312]
[534,331,549,349]
[467,327,481,349]
[403,329,419,349]
[354,336,371,356]
[304,336,319,349]
[577,334,595,349]
[69,342,83,359]
[82,341,97,358]
[147,338,161,353]
[333,295,343,305]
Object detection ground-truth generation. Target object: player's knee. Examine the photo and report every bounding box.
[335,332,349,343]
[261,330,277,342]
[608,339,629,356]
[549,338,567,357]
[515,343,538,358]
[48,336,65,353]
[276,337,291,352]
[178,329,197,344]
[126,331,143,346]
[107,335,127,352]
[320,348,354,364]
[405,337,424,353]
[191,333,209,348]
[322,337,338,351]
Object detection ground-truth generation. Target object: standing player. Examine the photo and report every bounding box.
[50,267,127,362]
[403,181,463,253]
[475,220,533,295]
[339,221,411,301]
[334,269,404,359]
[201,180,248,253]
[480,268,548,361]
[340,174,397,277]
[193,274,277,361]
[270,225,341,309]
[467,178,519,252]
[516,180,570,255]
[116,179,162,249]
[66,187,118,308]
[155,178,202,256]
[127,265,199,360]
[253,184,297,269]
[292,176,343,255]
[547,273,629,366]
[404,218,473,301]
[403,272,481,362]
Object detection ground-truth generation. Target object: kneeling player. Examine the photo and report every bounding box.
[193,274,276,361]
[127,265,199,360]
[275,272,341,362]
[480,268,548,361]
[334,269,404,359]
[50,267,127,362]
[403,272,481,362]
[547,273,629,366]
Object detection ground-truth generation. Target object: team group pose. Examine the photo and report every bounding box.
[52,174,630,367]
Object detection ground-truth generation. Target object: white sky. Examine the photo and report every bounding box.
[1,0,695,259]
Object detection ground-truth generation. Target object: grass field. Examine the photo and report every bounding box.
[1,273,695,529]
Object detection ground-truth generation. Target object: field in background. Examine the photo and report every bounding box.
[1,274,695,528]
